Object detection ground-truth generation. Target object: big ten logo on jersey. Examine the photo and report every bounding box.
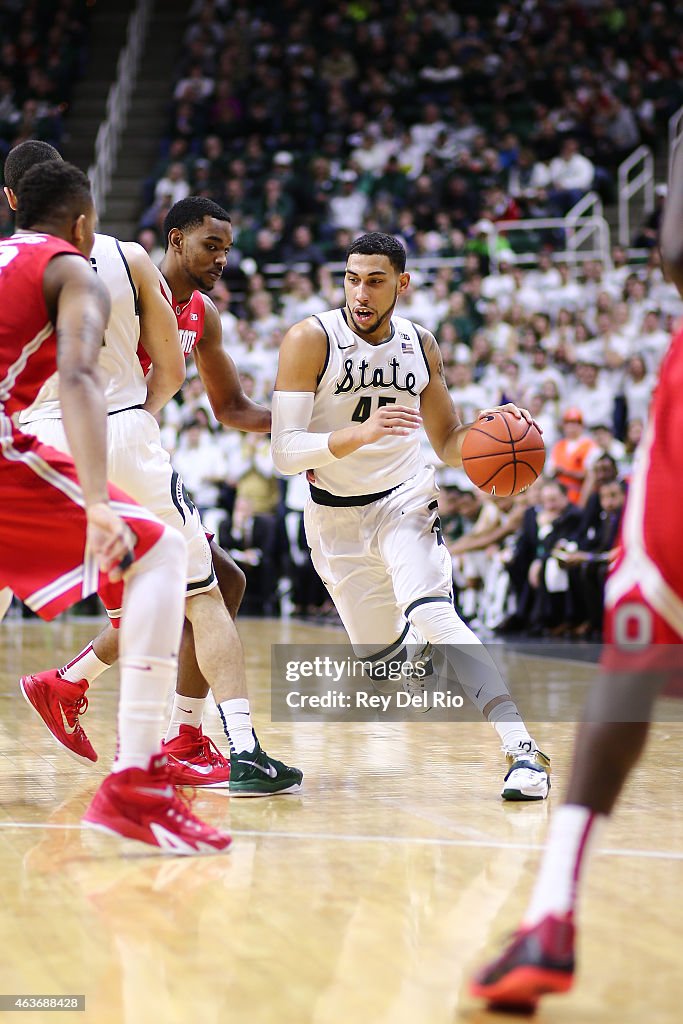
[179,329,197,354]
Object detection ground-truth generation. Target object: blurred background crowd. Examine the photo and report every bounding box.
[2,0,682,637]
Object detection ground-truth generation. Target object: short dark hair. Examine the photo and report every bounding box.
[163,196,231,249]
[346,231,407,274]
[15,161,92,230]
[4,140,62,191]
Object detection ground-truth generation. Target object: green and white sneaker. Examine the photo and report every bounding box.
[230,737,303,797]
[502,742,551,802]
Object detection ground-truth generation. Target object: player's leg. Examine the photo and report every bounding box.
[4,442,230,852]
[304,499,431,696]
[179,585,303,795]
[378,472,550,799]
[470,666,663,1010]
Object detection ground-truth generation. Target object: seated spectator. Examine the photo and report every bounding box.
[547,408,601,505]
[221,495,281,617]
[278,272,326,326]
[281,224,325,274]
[506,480,583,635]
[621,354,655,427]
[548,137,595,214]
[554,479,626,638]
[447,361,488,424]
[154,161,191,206]
[639,309,670,370]
[448,494,525,628]
[569,361,618,430]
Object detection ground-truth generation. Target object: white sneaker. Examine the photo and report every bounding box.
[502,741,551,801]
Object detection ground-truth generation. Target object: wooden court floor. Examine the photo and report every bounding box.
[1,616,682,1024]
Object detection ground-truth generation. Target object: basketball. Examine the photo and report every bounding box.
[461,411,545,497]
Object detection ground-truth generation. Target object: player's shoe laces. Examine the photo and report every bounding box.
[20,671,97,764]
[230,734,303,796]
[470,913,575,1010]
[502,741,551,801]
[162,724,231,789]
[82,754,232,854]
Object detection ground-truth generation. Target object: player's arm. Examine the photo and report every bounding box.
[419,329,537,467]
[194,295,271,432]
[46,255,133,576]
[121,242,185,414]
[271,318,421,474]
[661,140,683,296]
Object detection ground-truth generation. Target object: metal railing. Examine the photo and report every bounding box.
[617,145,654,246]
[258,207,612,292]
[88,0,153,216]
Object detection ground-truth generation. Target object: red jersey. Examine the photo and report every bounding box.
[137,284,206,376]
[0,232,84,425]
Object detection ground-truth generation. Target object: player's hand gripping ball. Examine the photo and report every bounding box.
[461,410,545,497]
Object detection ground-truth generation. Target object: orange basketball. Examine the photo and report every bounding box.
[461,410,545,497]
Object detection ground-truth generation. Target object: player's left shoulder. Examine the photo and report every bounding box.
[408,322,439,371]
[196,291,221,347]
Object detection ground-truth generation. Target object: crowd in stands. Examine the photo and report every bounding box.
[3,0,683,637]
[0,0,89,164]
[139,0,682,270]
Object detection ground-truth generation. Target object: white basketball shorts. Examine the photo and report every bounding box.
[28,409,216,596]
[304,465,453,655]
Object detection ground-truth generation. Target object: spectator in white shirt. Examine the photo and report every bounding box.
[480,300,517,352]
[481,257,517,305]
[621,355,655,426]
[570,362,617,429]
[548,137,595,213]
[527,251,561,292]
[447,361,488,424]
[639,309,671,369]
[328,170,368,231]
[154,162,191,206]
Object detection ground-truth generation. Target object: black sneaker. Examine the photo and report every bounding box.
[230,737,303,797]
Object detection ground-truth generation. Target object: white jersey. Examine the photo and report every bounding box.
[20,232,147,423]
[310,308,430,496]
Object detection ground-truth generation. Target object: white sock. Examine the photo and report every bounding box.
[488,700,533,751]
[113,657,176,773]
[165,694,206,741]
[59,643,110,685]
[218,698,255,753]
[524,805,604,926]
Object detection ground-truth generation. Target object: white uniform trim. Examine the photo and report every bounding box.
[0,322,52,406]
[606,417,683,636]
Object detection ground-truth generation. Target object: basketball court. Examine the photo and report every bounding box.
[1,616,681,1023]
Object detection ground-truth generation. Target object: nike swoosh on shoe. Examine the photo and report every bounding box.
[59,704,78,735]
[174,760,215,775]
[236,759,277,778]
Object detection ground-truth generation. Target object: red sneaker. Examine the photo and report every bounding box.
[82,755,232,855]
[163,724,231,789]
[470,913,575,1011]
[20,671,97,764]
